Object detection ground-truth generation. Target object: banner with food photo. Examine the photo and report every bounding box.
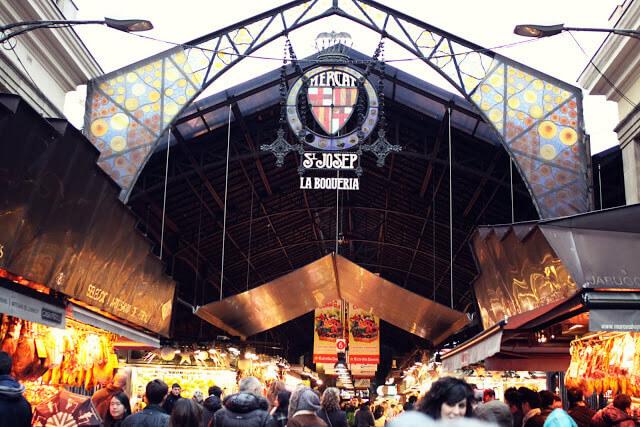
[347,303,379,364]
[313,299,344,363]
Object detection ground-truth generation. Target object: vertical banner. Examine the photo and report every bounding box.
[348,303,380,364]
[313,299,344,363]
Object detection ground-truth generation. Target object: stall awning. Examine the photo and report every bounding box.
[441,321,504,373]
[70,304,160,348]
[195,254,469,344]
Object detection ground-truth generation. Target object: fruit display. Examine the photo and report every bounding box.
[565,333,640,397]
[0,314,118,389]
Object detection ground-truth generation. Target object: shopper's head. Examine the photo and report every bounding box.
[518,388,540,412]
[238,376,262,395]
[277,390,292,413]
[169,398,202,427]
[539,390,555,409]
[208,385,222,397]
[566,388,582,408]
[171,383,181,396]
[504,388,522,413]
[475,400,513,427]
[320,387,341,412]
[613,394,632,412]
[0,351,12,375]
[146,379,169,405]
[106,392,131,421]
[483,389,496,403]
[417,376,474,420]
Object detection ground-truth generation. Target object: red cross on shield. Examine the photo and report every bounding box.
[307,74,358,135]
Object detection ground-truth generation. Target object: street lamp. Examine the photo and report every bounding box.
[0,18,153,44]
[514,24,640,40]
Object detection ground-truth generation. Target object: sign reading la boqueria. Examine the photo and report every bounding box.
[262,33,401,189]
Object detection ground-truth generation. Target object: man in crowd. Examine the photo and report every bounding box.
[504,388,524,427]
[538,390,556,422]
[162,382,181,414]
[566,387,595,427]
[483,389,496,404]
[213,375,275,426]
[519,387,544,427]
[203,385,223,427]
[91,367,131,420]
[122,379,170,427]
[0,351,31,427]
[591,393,637,427]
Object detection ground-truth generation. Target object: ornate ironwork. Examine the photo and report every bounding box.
[83,0,591,219]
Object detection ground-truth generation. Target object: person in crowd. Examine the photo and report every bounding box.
[317,387,348,427]
[543,408,578,427]
[552,395,563,410]
[591,393,637,427]
[213,375,275,426]
[373,405,387,426]
[163,383,182,414]
[287,386,327,426]
[483,389,496,404]
[504,387,524,427]
[193,389,204,405]
[344,403,356,427]
[169,398,202,427]
[565,387,595,427]
[202,385,223,427]
[475,400,513,427]
[416,376,474,421]
[0,350,31,427]
[92,368,131,420]
[104,391,132,426]
[354,401,375,427]
[518,387,544,427]
[403,395,418,411]
[539,390,556,422]
[267,379,285,412]
[122,379,170,427]
[271,389,291,427]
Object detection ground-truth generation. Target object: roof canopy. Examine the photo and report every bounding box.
[195,254,469,345]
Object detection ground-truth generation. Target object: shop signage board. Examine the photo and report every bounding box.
[348,303,379,364]
[0,285,65,329]
[313,299,345,363]
[589,309,640,332]
[441,329,502,373]
[354,379,370,389]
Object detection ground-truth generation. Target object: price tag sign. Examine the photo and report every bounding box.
[336,339,346,352]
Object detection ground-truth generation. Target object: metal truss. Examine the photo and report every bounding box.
[84,0,591,219]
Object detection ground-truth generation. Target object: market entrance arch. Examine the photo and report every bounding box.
[84,0,591,220]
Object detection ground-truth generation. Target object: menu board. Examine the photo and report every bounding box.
[348,303,379,364]
[313,299,344,363]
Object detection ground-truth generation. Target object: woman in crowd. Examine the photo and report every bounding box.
[317,387,348,427]
[373,405,387,426]
[104,392,131,427]
[416,376,474,421]
[267,379,286,412]
[271,389,291,427]
[288,387,327,426]
[169,397,202,427]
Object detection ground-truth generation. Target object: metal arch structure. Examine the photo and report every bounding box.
[83,0,592,219]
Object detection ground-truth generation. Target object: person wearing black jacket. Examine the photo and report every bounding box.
[213,376,276,427]
[162,383,181,415]
[202,386,223,427]
[354,401,375,427]
[317,387,348,427]
[566,387,595,427]
[122,379,170,427]
[0,351,31,427]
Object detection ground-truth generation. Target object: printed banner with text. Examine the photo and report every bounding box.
[348,303,379,364]
[313,299,344,363]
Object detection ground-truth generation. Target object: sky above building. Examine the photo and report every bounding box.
[70,0,623,153]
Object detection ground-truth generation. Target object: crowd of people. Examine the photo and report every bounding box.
[1,348,639,427]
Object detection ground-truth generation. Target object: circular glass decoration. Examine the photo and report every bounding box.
[286,65,379,150]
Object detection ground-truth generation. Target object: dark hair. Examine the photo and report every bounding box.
[276,390,292,415]
[169,398,202,427]
[504,388,522,411]
[566,387,583,408]
[475,400,513,427]
[518,387,540,409]
[408,395,418,403]
[209,385,222,397]
[374,405,385,420]
[539,390,555,408]
[484,389,496,399]
[104,392,131,426]
[417,376,474,419]
[172,383,181,389]
[0,351,12,375]
[613,394,632,411]
[146,379,169,405]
